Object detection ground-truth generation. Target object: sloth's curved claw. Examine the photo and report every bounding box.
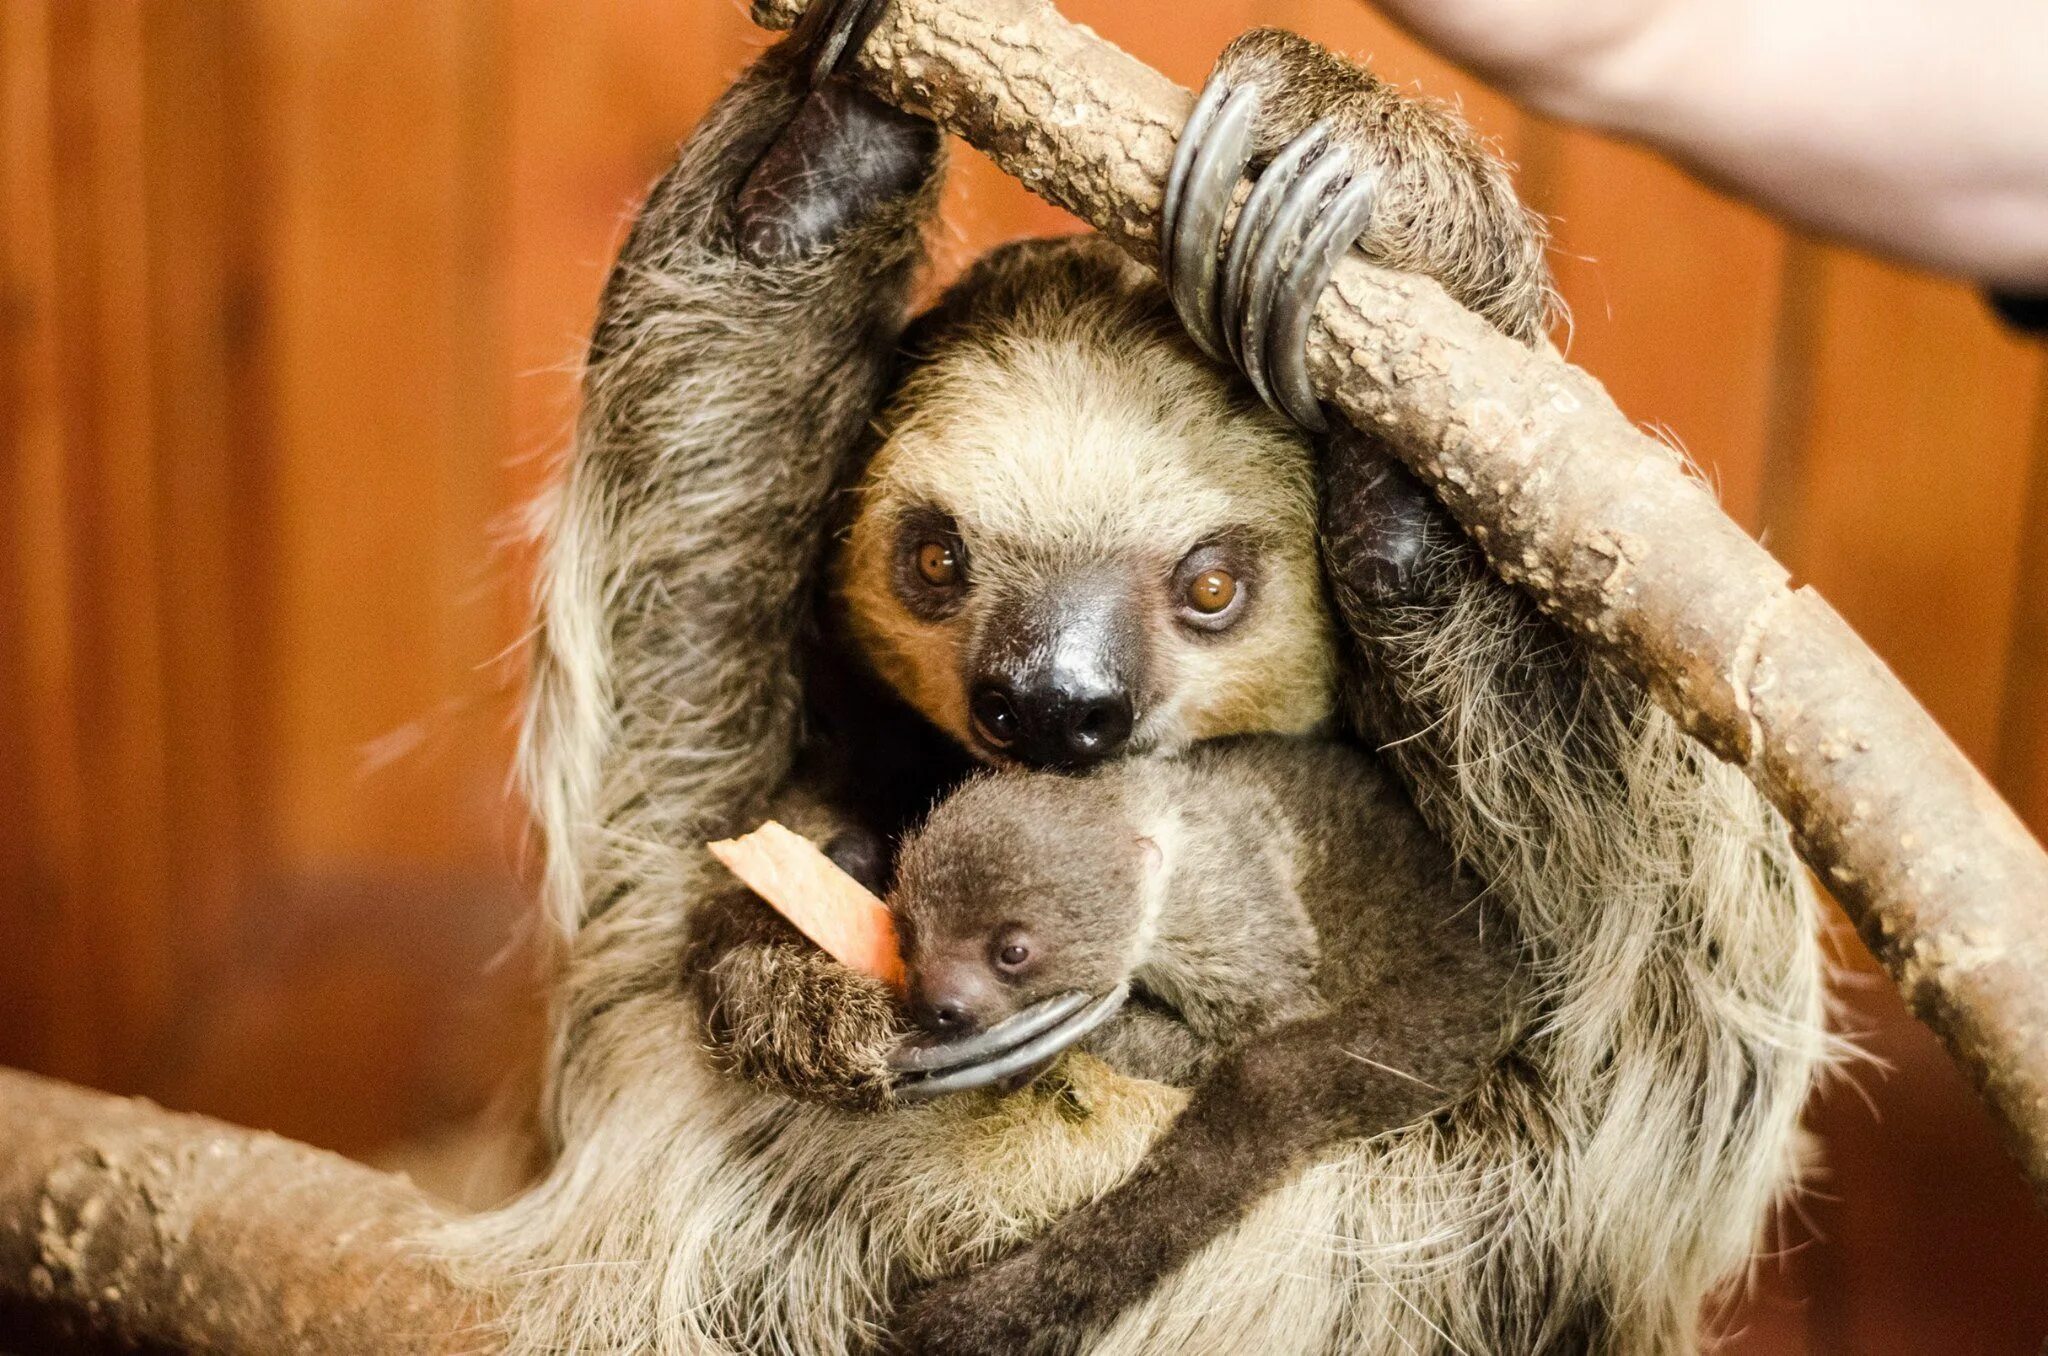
[1162,82,1261,364]
[1164,79,1384,432]
[802,0,890,86]
[888,983,1131,1102]
[1267,169,1381,431]
[888,990,1093,1075]
[1219,119,1326,370]
[1238,128,1346,414]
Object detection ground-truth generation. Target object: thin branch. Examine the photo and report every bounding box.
[0,1068,491,1354]
[755,0,2048,1193]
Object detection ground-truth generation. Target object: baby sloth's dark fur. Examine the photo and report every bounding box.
[889,737,1523,1348]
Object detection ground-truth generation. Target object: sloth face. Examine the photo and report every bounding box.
[889,771,1145,1034]
[836,296,1337,770]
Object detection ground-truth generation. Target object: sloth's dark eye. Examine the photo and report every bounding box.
[916,540,960,588]
[993,928,1032,972]
[1185,568,1237,614]
[894,511,971,619]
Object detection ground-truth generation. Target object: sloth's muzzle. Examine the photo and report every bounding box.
[965,570,1146,771]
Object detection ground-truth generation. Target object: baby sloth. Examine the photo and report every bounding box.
[884,734,1526,1352]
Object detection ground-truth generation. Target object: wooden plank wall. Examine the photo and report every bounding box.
[3,1,2045,1348]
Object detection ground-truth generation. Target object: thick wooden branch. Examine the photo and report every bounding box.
[0,1068,491,1355]
[757,0,2048,1191]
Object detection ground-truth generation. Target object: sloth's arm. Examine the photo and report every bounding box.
[572,21,937,843]
[1185,34,1628,895]
[1321,432,1631,903]
[1077,997,1220,1086]
[556,7,940,1103]
[1271,22,1617,925]
[894,980,1509,1356]
[1163,29,1630,940]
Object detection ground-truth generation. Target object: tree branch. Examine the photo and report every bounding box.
[0,1068,491,1354]
[756,0,2048,1193]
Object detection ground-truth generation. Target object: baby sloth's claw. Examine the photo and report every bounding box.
[1161,75,1383,432]
[888,983,1131,1103]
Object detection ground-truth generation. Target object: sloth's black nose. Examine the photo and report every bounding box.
[970,676,1133,770]
[918,1000,969,1032]
[911,957,1003,1036]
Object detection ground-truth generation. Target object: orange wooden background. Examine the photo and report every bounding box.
[4,2,2046,1350]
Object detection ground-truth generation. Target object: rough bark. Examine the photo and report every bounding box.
[756,0,2048,1193]
[0,1068,491,1355]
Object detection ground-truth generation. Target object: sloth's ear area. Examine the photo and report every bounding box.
[734,81,940,264]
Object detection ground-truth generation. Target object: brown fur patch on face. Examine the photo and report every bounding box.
[835,237,1336,755]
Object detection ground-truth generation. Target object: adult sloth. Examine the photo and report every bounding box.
[447,3,1825,1352]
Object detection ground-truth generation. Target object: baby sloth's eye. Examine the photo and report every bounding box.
[916,540,960,588]
[992,926,1033,974]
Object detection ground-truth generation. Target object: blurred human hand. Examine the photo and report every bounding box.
[1364,0,2048,289]
[1359,0,1677,103]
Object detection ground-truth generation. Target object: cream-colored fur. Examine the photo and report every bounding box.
[837,254,1337,756]
[435,42,1826,1356]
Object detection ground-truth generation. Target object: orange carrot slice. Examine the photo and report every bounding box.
[707,820,906,993]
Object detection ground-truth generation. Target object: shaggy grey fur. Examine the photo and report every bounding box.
[439,21,1826,1356]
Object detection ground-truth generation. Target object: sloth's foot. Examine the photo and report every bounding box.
[736,0,938,262]
[698,942,901,1109]
[1161,31,1387,432]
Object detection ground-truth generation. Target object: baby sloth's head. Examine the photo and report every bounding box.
[836,237,1335,773]
[889,770,1155,1039]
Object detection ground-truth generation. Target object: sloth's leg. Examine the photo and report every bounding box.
[1163,28,1549,428]
[890,997,1505,1356]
